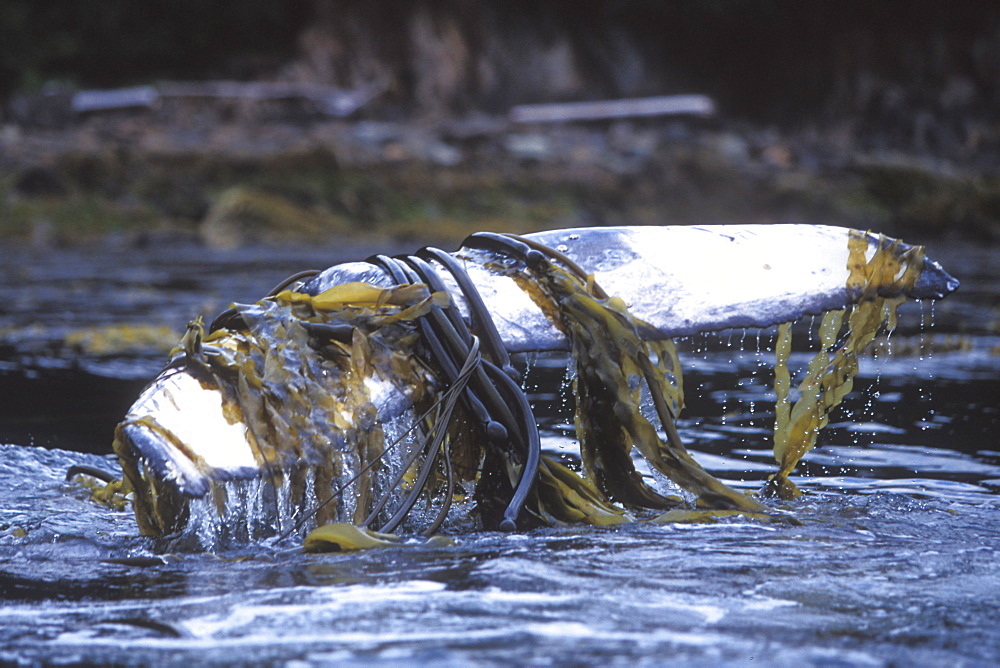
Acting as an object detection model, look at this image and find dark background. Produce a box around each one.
[3,1,999,246]
[3,1,998,134]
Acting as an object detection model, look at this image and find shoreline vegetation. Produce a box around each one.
[2,1,999,247]
[4,108,998,248]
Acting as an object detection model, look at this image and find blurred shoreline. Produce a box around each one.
[2,1,999,247]
[3,104,998,249]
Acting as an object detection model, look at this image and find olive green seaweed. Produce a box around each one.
[765,230,925,499]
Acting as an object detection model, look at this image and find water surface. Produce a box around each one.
[2,238,999,666]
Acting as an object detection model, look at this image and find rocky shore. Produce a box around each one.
[3,98,998,249]
[3,1,999,247]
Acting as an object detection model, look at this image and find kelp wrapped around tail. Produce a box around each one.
[115,283,456,538]
[487,235,767,518]
[111,226,951,545]
[114,238,768,541]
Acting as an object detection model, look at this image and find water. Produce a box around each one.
[2,238,1000,666]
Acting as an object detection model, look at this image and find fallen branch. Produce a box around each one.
[71,86,158,113]
[71,81,384,117]
[509,94,715,124]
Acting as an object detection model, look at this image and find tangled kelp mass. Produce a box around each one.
[512,240,766,517]
[115,282,451,539]
[109,225,954,550]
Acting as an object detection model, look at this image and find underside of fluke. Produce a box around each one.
[108,224,959,550]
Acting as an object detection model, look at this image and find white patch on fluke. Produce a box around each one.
[129,371,257,472]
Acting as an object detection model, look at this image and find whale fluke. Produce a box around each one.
[108,224,958,545]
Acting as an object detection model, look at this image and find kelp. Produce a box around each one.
[513,251,767,516]
[533,455,632,526]
[115,281,461,539]
[69,472,131,511]
[303,522,454,552]
[765,230,926,499]
[111,227,937,550]
[238,282,458,532]
[65,323,178,356]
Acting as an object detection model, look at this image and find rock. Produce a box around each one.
[761,144,794,170]
[427,141,462,167]
[705,133,751,167]
[503,133,551,162]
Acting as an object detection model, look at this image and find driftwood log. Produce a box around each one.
[71,81,384,118]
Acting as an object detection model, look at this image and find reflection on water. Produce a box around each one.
[1,238,999,665]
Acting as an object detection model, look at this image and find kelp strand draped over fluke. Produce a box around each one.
[765,230,930,499]
[108,225,958,550]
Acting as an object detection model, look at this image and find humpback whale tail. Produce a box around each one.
[107,225,958,549]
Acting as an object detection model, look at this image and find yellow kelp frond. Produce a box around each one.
[68,472,131,512]
[765,230,927,499]
[533,456,632,526]
[530,259,766,514]
[168,315,206,359]
[276,282,449,312]
[304,522,454,552]
[273,283,450,334]
[65,323,177,356]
